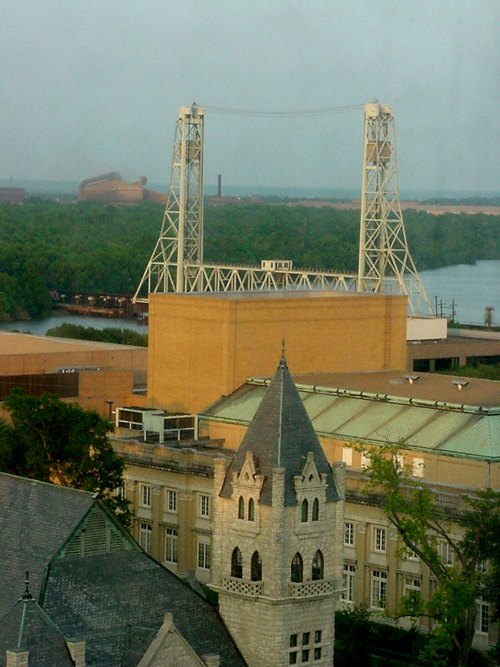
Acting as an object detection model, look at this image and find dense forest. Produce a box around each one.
[46,323,147,347]
[0,199,499,321]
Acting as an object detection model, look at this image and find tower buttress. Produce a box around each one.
[211,355,344,666]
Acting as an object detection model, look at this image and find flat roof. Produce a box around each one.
[290,370,500,408]
[0,331,143,355]
[152,290,404,301]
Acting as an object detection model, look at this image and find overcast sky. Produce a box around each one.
[1,0,499,195]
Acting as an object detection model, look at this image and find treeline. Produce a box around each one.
[46,323,148,347]
[0,200,499,320]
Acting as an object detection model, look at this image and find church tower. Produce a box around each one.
[211,352,344,667]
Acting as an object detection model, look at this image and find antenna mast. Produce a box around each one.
[134,104,204,301]
[357,102,432,316]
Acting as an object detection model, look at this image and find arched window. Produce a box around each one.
[231,547,243,578]
[251,551,262,581]
[312,498,319,521]
[301,499,308,522]
[312,550,324,581]
[291,553,303,583]
[238,496,244,519]
[248,498,255,521]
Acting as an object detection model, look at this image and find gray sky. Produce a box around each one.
[1,0,499,195]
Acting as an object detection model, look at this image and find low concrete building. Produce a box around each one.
[0,332,147,418]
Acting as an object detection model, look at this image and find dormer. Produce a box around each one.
[293,452,328,529]
[231,451,265,530]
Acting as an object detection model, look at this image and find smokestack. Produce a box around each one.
[217,174,222,197]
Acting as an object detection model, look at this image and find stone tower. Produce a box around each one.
[211,353,344,667]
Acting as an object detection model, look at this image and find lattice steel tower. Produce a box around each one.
[134,104,204,302]
[357,102,432,315]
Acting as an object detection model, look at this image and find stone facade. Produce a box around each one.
[208,357,345,667]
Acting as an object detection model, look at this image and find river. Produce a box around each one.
[0,260,498,334]
[419,260,499,325]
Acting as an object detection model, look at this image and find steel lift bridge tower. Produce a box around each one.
[134,102,432,317]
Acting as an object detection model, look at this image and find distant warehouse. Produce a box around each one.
[0,187,25,204]
[78,172,167,205]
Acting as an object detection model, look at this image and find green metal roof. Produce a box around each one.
[201,380,500,461]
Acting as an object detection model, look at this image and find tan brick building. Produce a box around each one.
[115,367,499,653]
[0,331,147,418]
[147,291,407,413]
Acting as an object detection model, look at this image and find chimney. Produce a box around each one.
[66,640,86,667]
[217,174,222,197]
[6,650,29,667]
[203,655,220,667]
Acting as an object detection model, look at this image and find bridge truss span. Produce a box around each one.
[134,101,434,317]
[182,262,357,294]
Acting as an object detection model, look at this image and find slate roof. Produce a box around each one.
[42,551,247,667]
[0,473,247,667]
[0,472,95,617]
[0,594,74,667]
[220,355,341,505]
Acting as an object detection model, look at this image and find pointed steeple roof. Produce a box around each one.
[0,579,75,667]
[220,353,341,506]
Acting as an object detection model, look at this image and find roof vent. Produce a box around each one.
[403,374,420,385]
[452,379,469,390]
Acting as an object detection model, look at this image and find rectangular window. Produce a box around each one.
[405,546,419,561]
[289,651,297,665]
[165,527,178,564]
[403,577,421,597]
[371,570,387,609]
[341,563,356,603]
[166,489,177,513]
[475,598,489,634]
[289,635,298,648]
[344,521,355,546]
[198,541,210,570]
[342,447,353,466]
[396,454,404,470]
[139,522,152,554]
[361,452,371,469]
[373,527,387,553]
[314,630,322,644]
[302,650,309,663]
[412,457,424,478]
[314,647,322,660]
[438,540,454,566]
[199,494,210,518]
[302,632,310,646]
[140,484,151,508]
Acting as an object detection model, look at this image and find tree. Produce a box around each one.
[363,444,500,667]
[0,389,131,526]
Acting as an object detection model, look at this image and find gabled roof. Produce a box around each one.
[0,473,247,667]
[42,551,247,667]
[0,594,74,667]
[0,472,95,617]
[220,355,341,506]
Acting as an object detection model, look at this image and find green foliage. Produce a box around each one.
[0,389,131,526]
[0,200,498,320]
[335,606,492,666]
[437,363,500,381]
[361,443,500,666]
[46,323,148,346]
